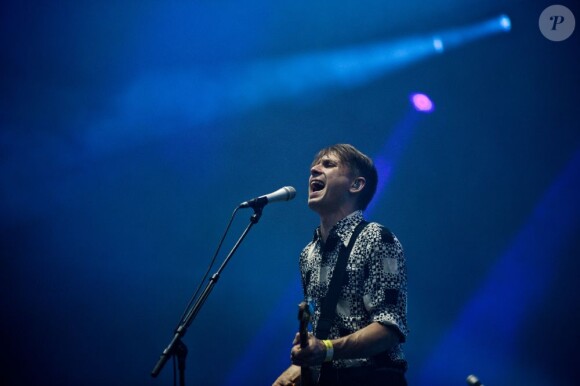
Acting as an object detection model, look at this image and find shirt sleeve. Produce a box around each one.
[361,224,409,341]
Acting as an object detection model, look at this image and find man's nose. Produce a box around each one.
[310,164,322,175]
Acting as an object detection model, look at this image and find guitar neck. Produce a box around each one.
[298,302,314,386]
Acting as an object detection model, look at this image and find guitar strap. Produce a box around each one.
[315,220,369,340]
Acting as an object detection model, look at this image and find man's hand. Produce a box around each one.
[290,332,327,367]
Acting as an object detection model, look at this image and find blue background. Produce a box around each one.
[1,1,579,385]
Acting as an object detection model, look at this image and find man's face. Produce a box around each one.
[308,152,354,214]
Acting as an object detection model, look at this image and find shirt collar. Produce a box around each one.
[312,210,365,247]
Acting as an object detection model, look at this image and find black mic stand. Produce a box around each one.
[151,207,263,385]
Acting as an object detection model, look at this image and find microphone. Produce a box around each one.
[239,186,296,209]
[466,374,484,386]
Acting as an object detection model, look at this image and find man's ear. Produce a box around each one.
[350,177,366,193]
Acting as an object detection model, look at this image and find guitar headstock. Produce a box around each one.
[298,301,311,324]
[298,301,312,347]
[297,301,314,385]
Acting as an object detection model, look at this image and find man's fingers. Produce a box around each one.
[292,332,300,345]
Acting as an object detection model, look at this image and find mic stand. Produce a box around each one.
[151,207,263,384]
[176,339,187,386]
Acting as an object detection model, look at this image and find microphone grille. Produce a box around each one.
[284,186,297,200]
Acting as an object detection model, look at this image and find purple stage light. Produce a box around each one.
[410,93,434,113]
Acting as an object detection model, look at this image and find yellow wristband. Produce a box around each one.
[322,340,334,362]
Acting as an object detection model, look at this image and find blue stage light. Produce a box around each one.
[432,37,444,53]
[413,147,580,386]
[499,14,511,31]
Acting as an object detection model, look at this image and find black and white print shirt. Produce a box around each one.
[299,210,408,369]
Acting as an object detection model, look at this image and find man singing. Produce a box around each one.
[273,144,408,386]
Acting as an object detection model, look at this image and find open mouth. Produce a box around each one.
[310,179,325,192]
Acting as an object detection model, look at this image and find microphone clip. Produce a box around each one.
[238,196,268,209]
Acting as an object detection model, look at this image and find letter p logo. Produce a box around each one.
[550,15,565,30]
[539,5,576,41]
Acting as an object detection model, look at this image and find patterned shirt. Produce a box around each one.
[299,211,408,369]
